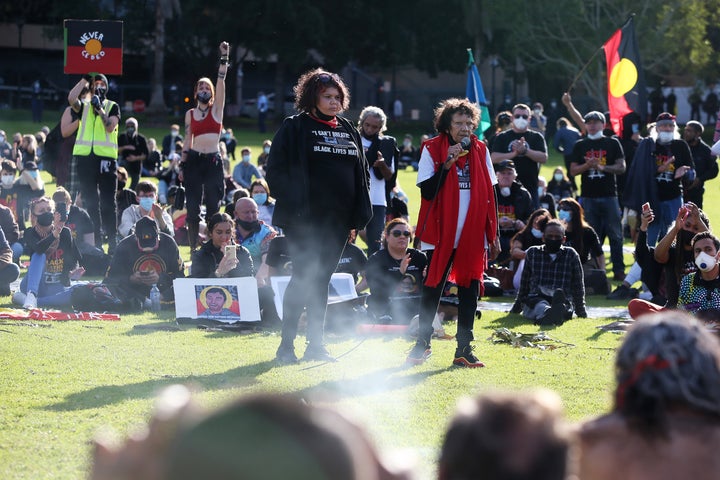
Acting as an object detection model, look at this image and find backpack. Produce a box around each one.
[71,283,123,312]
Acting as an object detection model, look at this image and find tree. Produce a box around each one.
[146,0,182,114]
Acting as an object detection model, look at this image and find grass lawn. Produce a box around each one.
[1,108,719,479]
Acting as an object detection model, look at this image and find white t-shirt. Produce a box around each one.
[416,144,497,249]
[362,136,396,207]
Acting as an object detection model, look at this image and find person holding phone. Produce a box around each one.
[190,212,253,279]
[14,197,85,309]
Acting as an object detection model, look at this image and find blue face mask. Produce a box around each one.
[139,196,155,211]
[252,193,268,205]
[531,228,543,239]
[27,170,38,179]
[558,210,572,222]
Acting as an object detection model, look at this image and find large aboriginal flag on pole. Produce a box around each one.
[603,17,646,137]
[64,20,123,75]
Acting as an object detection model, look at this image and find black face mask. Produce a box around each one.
[680,229,696,246]
[544,238,562,253]
[36,212,53,227]
[126,127,135,136]
[95,87,107,101]
[237,219,259,231]
[117,179,126,190]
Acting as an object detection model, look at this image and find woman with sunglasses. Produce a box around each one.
[14,197,85,309]
[179,41,229,251]
[365,219,426,324]
[410,98,500,368]
[266,69,372,363]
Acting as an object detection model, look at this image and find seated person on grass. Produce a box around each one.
[0,159,44,234]
[14,196,85,309]
[118,181,174,239]
[0,224,20,297]
[510,208,552,290]
[104,217,184,311]
[510,219,587,325]
[365,218,426,324]
[233,197,277,287]
[335,229,368,294]
[676,231,720,322]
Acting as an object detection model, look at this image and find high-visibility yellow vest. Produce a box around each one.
[72,99,118,158]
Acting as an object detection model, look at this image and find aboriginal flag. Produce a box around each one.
[603,17,646,137]
[64,20,123,75]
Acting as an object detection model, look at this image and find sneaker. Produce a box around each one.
[23,291,37,310]
[406,342,432,365]
[12,291,26,306]
[453,345,485,368]
[606,284,638,300]
[548,289,568,325]
[302,344,337,362]
[275,344,298,364]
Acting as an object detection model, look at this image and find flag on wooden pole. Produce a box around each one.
[466,49,492,138]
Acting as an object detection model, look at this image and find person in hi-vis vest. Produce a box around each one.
[68,73,120,254]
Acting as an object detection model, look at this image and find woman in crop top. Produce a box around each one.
[180,41,229,250]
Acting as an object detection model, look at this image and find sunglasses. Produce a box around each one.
[316,73,336,84]
[514,114,529,119]
[390,230,411,238]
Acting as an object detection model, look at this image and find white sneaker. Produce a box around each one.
[23,292,37,309]
[12,291,26,306]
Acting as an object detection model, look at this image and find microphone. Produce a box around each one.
[445,137,472,163]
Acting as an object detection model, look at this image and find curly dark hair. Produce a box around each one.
[433,98,480,134]
[293,69,350,114]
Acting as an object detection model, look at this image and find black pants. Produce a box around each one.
[77,153,117,248]
[418,250,479,348]
[183,151,225,224]
[280,220,348,348]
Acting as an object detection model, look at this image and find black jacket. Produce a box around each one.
[266,113,372,230]
[190,241,254,278]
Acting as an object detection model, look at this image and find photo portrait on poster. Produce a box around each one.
[196,285,241,320]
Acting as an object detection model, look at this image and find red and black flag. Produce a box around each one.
[603,17,646,137]
[64,20,123,75]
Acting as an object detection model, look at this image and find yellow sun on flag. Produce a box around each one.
[84,39,103,56]
[608,58,638,98]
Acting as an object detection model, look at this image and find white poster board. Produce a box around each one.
[270,273,357,319]
[173,277,261,323]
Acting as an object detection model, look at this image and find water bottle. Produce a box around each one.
[150,284,161,312]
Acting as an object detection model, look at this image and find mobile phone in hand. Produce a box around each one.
[642,202,650,213]
[225,244,236,258]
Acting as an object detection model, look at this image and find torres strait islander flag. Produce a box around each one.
[64,20,123,75]
[603,17,646,137]
[466,49,492,138]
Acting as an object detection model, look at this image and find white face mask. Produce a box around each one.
[657,131,674,144]
[500,186,511,197]
[263,146,270,154]
[587,131,603,140]
[513,118,528,130]
[695,251,717,272]
[1,175,14,187]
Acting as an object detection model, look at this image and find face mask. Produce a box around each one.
[27,170,38,179]
[1,175,14,187]
[500,186,511,197]
[544,238,562,253]
[263,146,270,154]
[171,129,179,137]
[36,211,53,227]
[126,127,135,136]
[242,154,251,163]
[95,87,107,100]
[403,140,412,148]
[554,173,564,182]
[513,118,528,130]
[695,251,717,272]
[237,219,259,231]
[139,197,155,211]
[537,186,544,198]
[587,131,603,140]
[558,210,572,222]
[252,193,267,205]
[197,91,212,103]
[657,131,674,144]
[531,228,543,239]
[117,179,126,190]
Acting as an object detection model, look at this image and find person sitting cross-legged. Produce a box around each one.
[118,180,173,239]
[510,219,587,325]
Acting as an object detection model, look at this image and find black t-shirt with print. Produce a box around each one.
[335,241,368,283]
[490,129,547,193]
[653,140,694,201]
[570,137,624,198]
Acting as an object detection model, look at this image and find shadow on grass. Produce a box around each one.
[289,365,448,403]
[42,360,277,412]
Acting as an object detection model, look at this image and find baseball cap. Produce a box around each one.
[495,159,516,172]
[93,73,109,87]
[584,111,606,124]
[656,112,676,125]
[135,217,159,249]
[167,185,179,198]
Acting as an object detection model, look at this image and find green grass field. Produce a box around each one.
[0,108,718,479]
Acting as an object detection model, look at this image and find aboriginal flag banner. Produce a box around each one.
[603,17,646,137]
[64,20,123,75]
